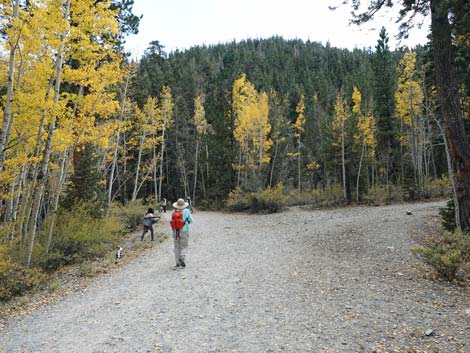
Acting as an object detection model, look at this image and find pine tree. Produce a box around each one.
[373,27,397,185]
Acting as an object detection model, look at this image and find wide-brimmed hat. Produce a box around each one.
[173,198,189,210]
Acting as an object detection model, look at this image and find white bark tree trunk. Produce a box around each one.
[0,0,20,172]
[26,0,71,268]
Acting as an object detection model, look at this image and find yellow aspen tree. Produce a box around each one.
[2,0,71,236]
[106,65,136,218]
[26,0,72,268]
[158,85,174,201]
[292,94,305,193]
[146,98,163,202]
[232,73,271,188]
[0,0,124,266]
[130,98,161,202]
[0,0,21,172]
[352,86,376,203]
[193,95,207,204]
[13,0,65,253]
[332,94,348,199]
[395,51,426,191]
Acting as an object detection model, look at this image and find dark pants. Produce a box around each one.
[141,225,154,241]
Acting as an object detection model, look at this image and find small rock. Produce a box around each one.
[465,308,470,315]
[406,211,413,215]
[425,329,435,336]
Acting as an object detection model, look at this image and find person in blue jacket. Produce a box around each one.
[171,198,193,269]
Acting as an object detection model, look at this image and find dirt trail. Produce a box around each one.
[1,201,469,353]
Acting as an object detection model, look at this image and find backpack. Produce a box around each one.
[170,210,186,231]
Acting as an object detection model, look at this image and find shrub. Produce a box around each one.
[117,202,145,232]
[0,245,46,301]
[40,203,124,272]
[367,184,404,205]
[249,184,288,213]
[425,177,450,198]
[226,184,287,213]
[413,230,470,281]
[286,186,345,207]
[226,187,250,212]
[439,198,456,232]
[413,244,461,281]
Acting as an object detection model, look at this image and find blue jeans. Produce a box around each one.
[141,225,154,241]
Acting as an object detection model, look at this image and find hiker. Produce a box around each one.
[141,207,156,241]
[186,196,193,213]
[170,198,193,269]
[161,198,167,213]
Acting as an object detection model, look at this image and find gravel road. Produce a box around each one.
[1,201,469,353]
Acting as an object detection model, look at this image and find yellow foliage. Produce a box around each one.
[352,86,362,114]
[292,94,305,138]
[0,0,125,204]
[159,85,175,131]
[332,94,348,146]
[193,95,207,135]
[232,74,272,172]
[306,161,320,171]
[356,114,376,157]
[395,51,424,126]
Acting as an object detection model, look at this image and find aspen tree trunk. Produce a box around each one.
[177,144,189,199]
[107,139,119,217]
[356,142,366,204]
[269,139,279,188]
[400,118,404,183]
[319,117,328,188]
[279,143,291,186]
[158,129,166,202]
[436,118,461,231]
[200,165,206,199]
[237,148,242,189]
[153,146,158,201]
[0,0,20,172]
[341,118,347,199]
[205,143,210,185]
[193,139,199,204]
[297,142,301,194]
[12,164,27,222]
[131,131,145,202]
[107,76,129,213]
[122,133,128,204]
[135,169,152,198]
[26,0,70,268]
[17,177,31,252]
[5,179,16,222]
[46,148,68,253]
[258,128,264,175]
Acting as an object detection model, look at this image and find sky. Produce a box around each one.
[124,0,430,58]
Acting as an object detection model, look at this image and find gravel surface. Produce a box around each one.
[1,201,469,353]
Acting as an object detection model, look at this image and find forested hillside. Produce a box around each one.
[131,34,451,204]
